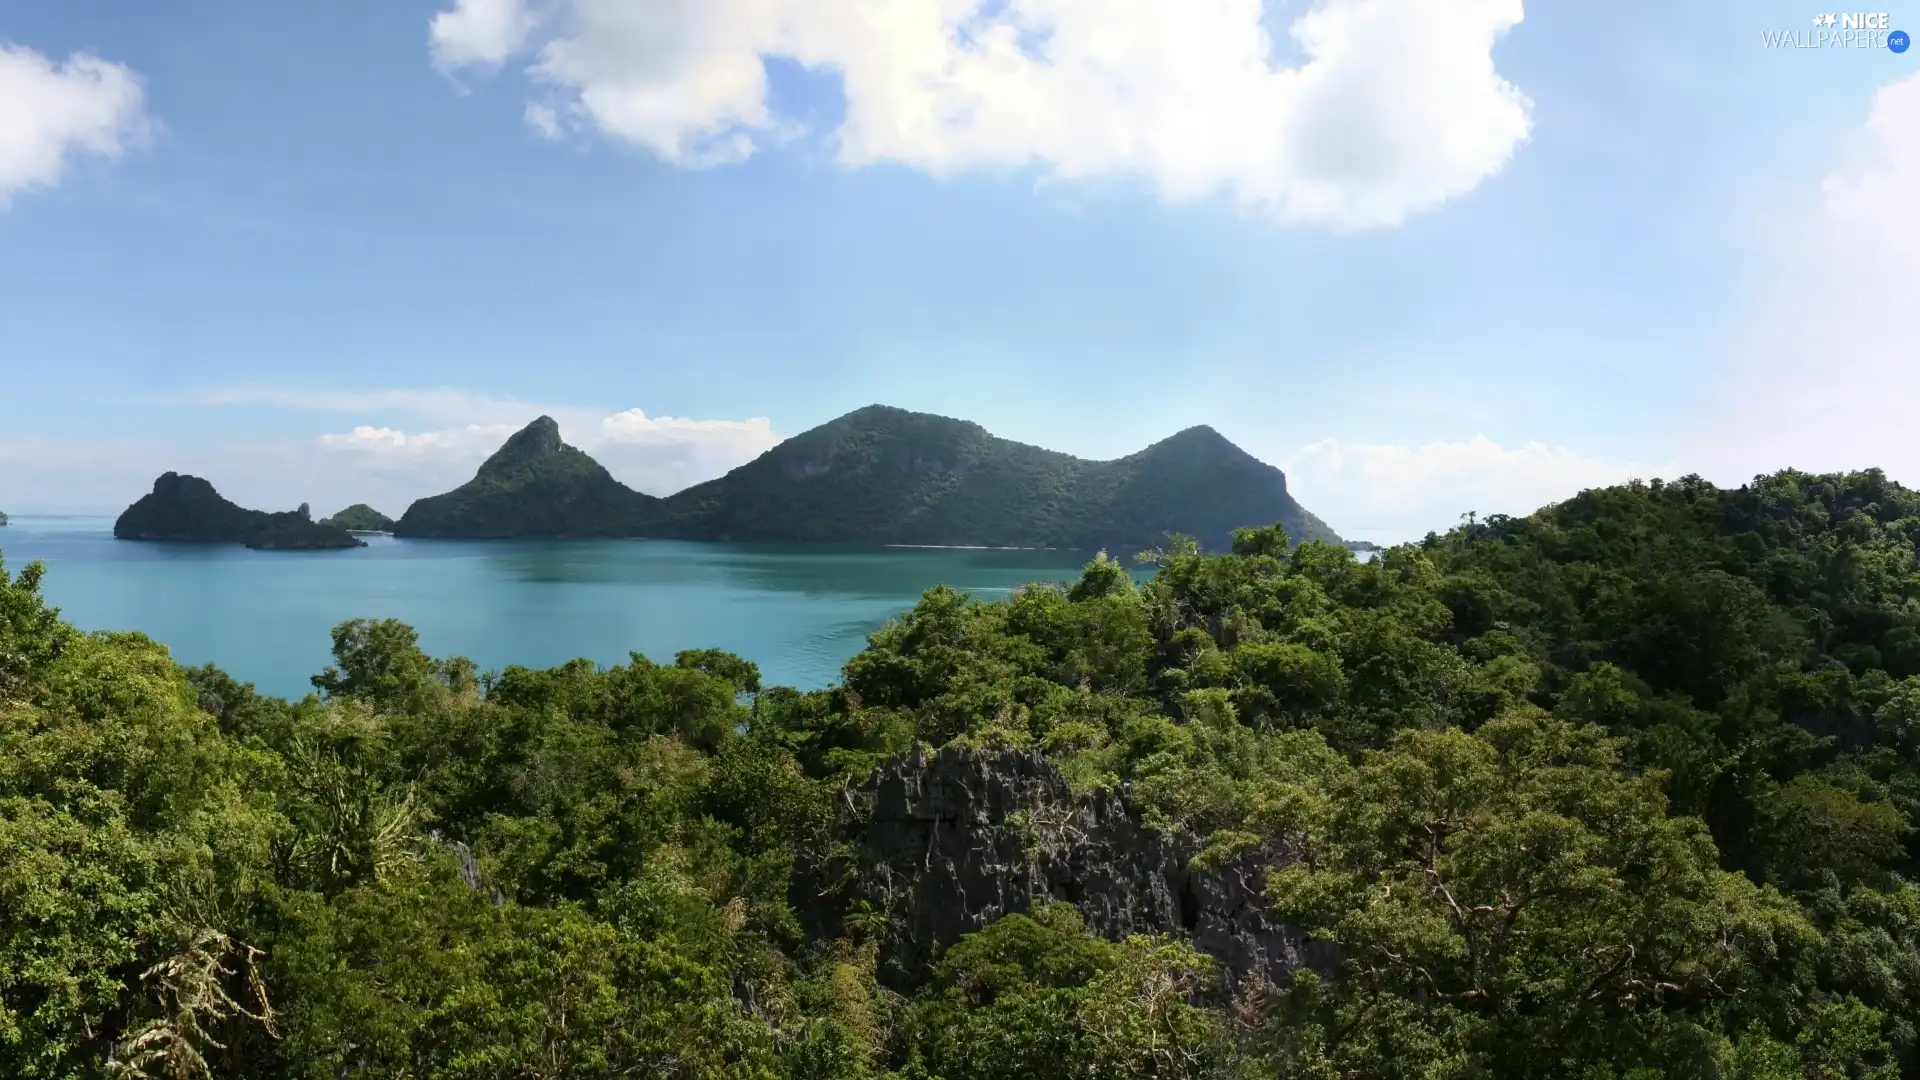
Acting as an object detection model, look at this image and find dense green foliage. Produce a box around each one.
[13,466,1920,1078]
[394,406,1341,550]
[113,474,364,550]
[316,504,395,532]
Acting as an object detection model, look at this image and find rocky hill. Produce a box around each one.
[398,406,1341,550]
[318,503,396,532]
[114,474,364,550]
[392,416,658,538]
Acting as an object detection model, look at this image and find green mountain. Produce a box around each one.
[393,416,657,539]
[399,406,1341,550]
[114,474,365,550]
[0,510,8,526]
[319,503,397,532]
[649,406,1339,550]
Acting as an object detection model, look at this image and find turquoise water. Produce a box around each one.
[0,517,1100,700]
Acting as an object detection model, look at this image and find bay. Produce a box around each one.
[0,516,1101,700]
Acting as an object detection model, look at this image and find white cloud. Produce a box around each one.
[525,102,562,138]
[1688,73,1920,487]
[0,42,148,208]
[0,387,785,518]
[317,423,521,457]
[429,0,545,72]
[1284,435,1666,545]
[427,0,1532,228]
[314,406,782,497]
[170,384,534,423]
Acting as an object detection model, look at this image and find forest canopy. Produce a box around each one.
[5,467,1920,1078]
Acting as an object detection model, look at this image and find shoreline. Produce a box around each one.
[884,543,1061,551]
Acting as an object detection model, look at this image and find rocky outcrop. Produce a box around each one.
[392,416,658,539]
[791,745,1335,995]
[114,473,364,550]
[319,504,398,532]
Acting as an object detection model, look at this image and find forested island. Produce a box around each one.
[394,405,1342,551]
[8,467,1920,1078]
[113,473,364,550]
[317,503,396,532]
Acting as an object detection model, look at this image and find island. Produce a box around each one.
[394,405,1342,552]
[0,509,8,526]
[393,416,655,539]
[318,503,396,532]
[114,473,366,550]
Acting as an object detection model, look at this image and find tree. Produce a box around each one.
[1262,712,1822,1078]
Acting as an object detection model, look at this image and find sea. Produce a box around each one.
[0,516,1103,701]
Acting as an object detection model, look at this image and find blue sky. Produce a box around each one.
[1,0,1915,542]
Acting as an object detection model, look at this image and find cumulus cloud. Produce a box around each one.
[315,406,782,497]
[0,42,149,208]
[427,0,1533,227]
[1688,73,1920,486]
[317,423,521,457]
[1284,435,1666,545]
[429,0,544,72]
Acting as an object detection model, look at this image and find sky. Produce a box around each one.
[0,0,1915,544]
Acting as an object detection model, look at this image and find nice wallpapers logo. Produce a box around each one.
[1764,12,1910,49]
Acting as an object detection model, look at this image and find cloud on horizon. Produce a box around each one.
[0,393,782,519]
[1283,435,1666,546]
[427,0,1533,229]
[8,383,1664,548]
[1688,73,1920,488]
[0,41,148,209]
[315,407,782,498]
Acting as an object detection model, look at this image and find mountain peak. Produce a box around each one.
[1140,424,1251,459]
[394,416,658,539]
[151,472,221,499]
[483,416,566,470]
[1169,424,1226,442]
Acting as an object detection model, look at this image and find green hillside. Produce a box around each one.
[318,503,396,532]
[9,467,1920,1078]
[392,416,657,538]
[401,405,1341,550]
[113,473,364,550]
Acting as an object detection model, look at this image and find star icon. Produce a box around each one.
[1813,12,1836,25]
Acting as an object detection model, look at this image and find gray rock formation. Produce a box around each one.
[790,744,1335,995]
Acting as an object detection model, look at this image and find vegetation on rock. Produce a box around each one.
[393,416,657,539]
[395,406,1341,550]
[12,465,1920,1078]
[113,473,364,550]
[317,504,396,532]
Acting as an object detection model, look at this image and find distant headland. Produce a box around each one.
[114,474,365,550]
[318,503,396,533]
[393,404,1342,552]
[108,406,1346,554]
